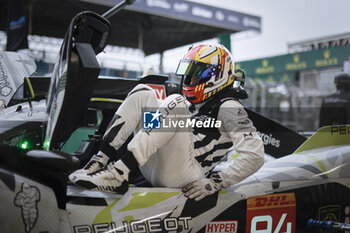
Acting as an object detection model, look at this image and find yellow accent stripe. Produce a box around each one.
[93,198,122,224]
[230,152,241,159]
[195,85,198,92]
[90,97,124,103]
[296,153,328,177]
[119,192,179,212]
[25,77,35,98]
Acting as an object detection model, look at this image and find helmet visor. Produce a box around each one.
[175,59,219,79]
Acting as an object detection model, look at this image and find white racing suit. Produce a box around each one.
[98,84,264,188]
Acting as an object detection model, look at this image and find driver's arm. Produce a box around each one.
[215,100,264,188]
[182,100,264,201]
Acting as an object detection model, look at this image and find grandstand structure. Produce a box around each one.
[237,32,350,131]
[288,32,350,53]
[1,0,261,77]
[0,30,146,77]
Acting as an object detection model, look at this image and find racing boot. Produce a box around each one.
[74,160,130,194]
[69,153,109,183]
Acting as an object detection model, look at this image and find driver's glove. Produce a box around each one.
[182,174,223,201]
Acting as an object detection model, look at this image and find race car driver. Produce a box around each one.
[69,44,265,201]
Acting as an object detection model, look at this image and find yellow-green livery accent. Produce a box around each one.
[90,97,124,103]
[294,125,350,153]
[230,152,240,159]
[219,190,228,194]
[124,215,135,225]
[119,192,179,212]
[93,198,121,224]
[297,153,328,177]
[25,77,35,98]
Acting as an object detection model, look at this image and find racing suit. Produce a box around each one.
[319,90,350,127]
[98,84,264,189]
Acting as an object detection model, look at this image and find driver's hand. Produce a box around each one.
[182,178,221,201]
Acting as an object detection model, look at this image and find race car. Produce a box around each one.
[1,2,350,232]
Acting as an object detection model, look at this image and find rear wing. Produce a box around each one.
[294,125,350,153]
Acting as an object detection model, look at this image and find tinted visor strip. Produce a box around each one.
[175,60,215,78]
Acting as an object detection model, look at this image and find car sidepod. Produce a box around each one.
[66,186,246,233]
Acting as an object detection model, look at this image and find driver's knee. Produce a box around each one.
[160,94,189,117]
[162,94,188,108]
[127,84,154,98]
[122,84,159,110]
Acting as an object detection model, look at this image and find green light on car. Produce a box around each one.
[20,141,29,149]
[43,140,50,150]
